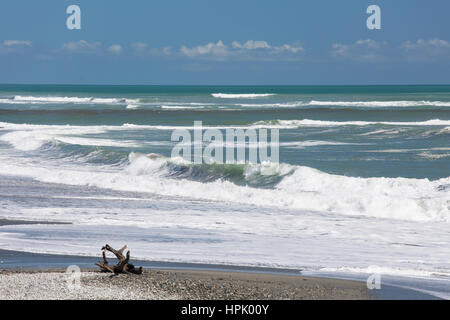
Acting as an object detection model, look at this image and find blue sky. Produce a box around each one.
[1,0,450,85]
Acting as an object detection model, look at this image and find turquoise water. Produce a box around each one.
[0,85,449,294]
[0,84,449,179]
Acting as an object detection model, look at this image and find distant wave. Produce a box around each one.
[308,100,450,107]
[126,104,140,109]
[2,96,449,110]
[237,100,450,108]
[0,131,143,151]
[2,120,450,138]
[418,152,450,160]
[238,102,308,108]
[212,93,276,99]
[161,105,205,110]
[0,122,356,152]
[281,141,361,148]
[253,119,450,128]
[0,95,139,105]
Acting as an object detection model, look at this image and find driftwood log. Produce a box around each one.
[95,244,143,275]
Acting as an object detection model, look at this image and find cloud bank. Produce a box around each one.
[179,40,304,61]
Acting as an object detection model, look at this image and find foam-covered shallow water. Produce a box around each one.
[0,85,449,298]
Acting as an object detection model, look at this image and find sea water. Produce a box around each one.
[0,84,449,297]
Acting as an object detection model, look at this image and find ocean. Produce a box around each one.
[0,84,449,296]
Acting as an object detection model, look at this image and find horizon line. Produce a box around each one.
[1,83,450,87]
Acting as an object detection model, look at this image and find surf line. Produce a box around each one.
[171,121,279,164]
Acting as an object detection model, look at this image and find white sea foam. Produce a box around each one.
[0,122,448,224]
[238,102,308,108]
[1,119,450,143]
[0,130,143,150]
[0,151,447,222]
[253,119,450,128]
[281,141,360,148]
[0,152,449,288]
[359,129,405,136]
[0,123,148,150]
[0,122,110,133]
[221,100,450,109]
[0,121,213,133]
[56,137,142,148]
[0,122,354,152]
[0,121,280,132]
[161,105,205,110]
[438,127,450,134]
[202,140,354,149]
[2,96,449,109]
[418,152,450,160]
[0,131,53,151]
[319,266,446,278]
[308,100,450,107]
[126,104,139,109]
[236,100,450,108]
[212,93,276,99]
[0,95,140,105]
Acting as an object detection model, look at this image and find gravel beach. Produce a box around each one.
[0,269,371,300]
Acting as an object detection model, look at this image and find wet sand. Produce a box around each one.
[0,219,70,226]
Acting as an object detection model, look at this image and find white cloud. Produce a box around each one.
[61,41,125,56]
[107,44,122,54]
[3,40,32,47]
[274,44,304,54]
[231,40,303,54]
[401,38,450,61]
[132,42,148,51]
[62,40,102,53]
[331,43,349,57]
[161,47,172,56]
[232,40,271,50]
[147,46,173,56]
[0,40,33,54]
[402,38,450,51]
[332,38,450,63]
[181,41,228,59]
[131,42,173,57]
[180,40,304,61]
[356,39,382,49]
[332,39,386,61]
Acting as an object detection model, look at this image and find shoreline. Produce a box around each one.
[0,248,441,300]
[0,219,445,300]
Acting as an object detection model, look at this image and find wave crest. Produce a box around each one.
[120,153,450,222]
[212,93,276,99]
[253,119,450,128]
[2,95,140,105]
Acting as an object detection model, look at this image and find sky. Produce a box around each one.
[0,0,450,85]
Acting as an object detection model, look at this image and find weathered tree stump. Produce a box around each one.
[95,244,143,275]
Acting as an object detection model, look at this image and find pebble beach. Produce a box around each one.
[0,269,371,300]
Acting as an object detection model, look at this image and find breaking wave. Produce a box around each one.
[308,100,450,108]
[0,120,448,222]
[0,145,448,222]
[0,95,139,105]
[212,93,276,99]
[253,119,450,128]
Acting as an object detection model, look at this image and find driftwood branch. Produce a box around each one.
[96,244,143,275]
